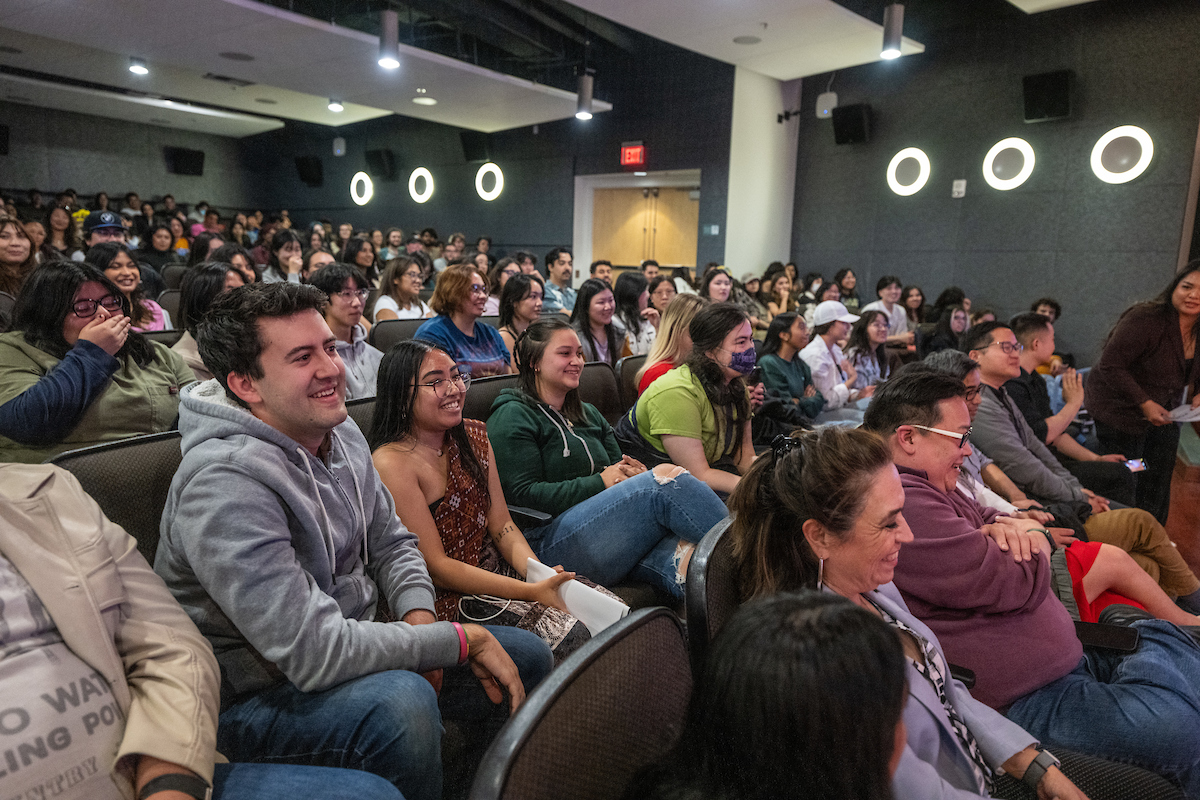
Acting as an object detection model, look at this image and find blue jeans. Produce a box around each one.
[1006,620,1200,794]
[525,471,727,599]
[213,762,402,799]
[215,626,552,800]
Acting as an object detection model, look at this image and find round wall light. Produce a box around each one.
[982,137,1035,191]
[408,167,434,204]
[886,147,930,196]
[475,162,504,201]
[1091,125,1154,184]
[350,171,374,206]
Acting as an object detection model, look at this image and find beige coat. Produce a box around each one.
[0,464,219,798]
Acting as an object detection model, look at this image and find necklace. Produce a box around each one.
[408,436,444,458]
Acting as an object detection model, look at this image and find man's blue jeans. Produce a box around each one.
[524,470,727,599]
[1006,620,1200,794]
[215,626,552,800]
[213,763,401,799]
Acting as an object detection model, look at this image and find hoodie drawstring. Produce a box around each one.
[298,446,338,575]
[333,433,370,568]
[537,404,596,475]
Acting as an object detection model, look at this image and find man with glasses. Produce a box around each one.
[155,282,552,800]
[308,263,384,399]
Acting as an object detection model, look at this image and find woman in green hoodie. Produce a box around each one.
[487,319,728,599]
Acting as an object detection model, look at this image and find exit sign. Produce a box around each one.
[620,142,645,167]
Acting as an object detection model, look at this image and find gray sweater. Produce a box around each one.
[155,379,458,701]
[971,383,1085,503]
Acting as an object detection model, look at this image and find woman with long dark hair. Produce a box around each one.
[0,216,38,298]
[260,228,304,283]
[44,206,82,259]
[341,236,381,286]
[186,231,226,268]
[834,268,860,312]
[87,242,171,331]
[374,256,433,321]
[1089,264,1200,523]
[622,303,757,494]
[902,285,926,331]
[844,309,892,390]
[613,271,659,357]
[136,222,183,272]
[483,257,521,316]
[0,260,193,462]
[487,318,727,599]
[629,592,907,800]
[497,273,543,363]
[570,277,621,367]
[918,304,967,359]
[172,262,245,380]
[758,311,824,423]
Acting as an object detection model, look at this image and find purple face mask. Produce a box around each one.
[727,345,757,375]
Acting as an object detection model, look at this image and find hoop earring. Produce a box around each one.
[816,558,825,592]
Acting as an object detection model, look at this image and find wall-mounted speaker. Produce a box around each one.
[164,146,205,176]
[295,156,323,187]
[831,104,871,145]
[365,149,396,180]
[460,130,490,163]
[1023,70,1071,123]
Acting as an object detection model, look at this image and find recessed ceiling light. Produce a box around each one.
[634,171,647,176]
[412,97,437,106]
[254,98,278,105]
[129,57,149,75]
[328,99,344,112]
[0,46,23,55]
[219,51,255,62]
[416,87,428,94]
[733,36,761,45]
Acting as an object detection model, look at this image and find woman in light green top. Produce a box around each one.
[0,260,194,463]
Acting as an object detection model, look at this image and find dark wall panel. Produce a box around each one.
[791,0,1200,363]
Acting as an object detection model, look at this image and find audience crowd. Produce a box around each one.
[2,186,1200,800]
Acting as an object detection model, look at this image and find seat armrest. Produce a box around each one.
[508,504,551,529]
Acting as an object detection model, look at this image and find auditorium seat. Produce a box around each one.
[162,264,188,290]
[616,354,646,410]
[157,289,182,323]
[370,318,424,353]
[470,607,690,800]
[142,329,183,347]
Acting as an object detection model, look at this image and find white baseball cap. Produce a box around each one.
[812,301,860,327]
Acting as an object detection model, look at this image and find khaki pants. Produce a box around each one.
[1084,507,1200,597]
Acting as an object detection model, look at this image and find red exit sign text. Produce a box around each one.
[621,143,645,167]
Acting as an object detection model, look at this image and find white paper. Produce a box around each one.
[526,558,629,635]
[1170,405,1200,423]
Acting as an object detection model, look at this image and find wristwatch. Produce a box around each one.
[139,774,212,800]
[1022,747,1061,791]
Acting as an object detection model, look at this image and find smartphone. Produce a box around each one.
[747,366,763,387]
[1125,458,1147,472]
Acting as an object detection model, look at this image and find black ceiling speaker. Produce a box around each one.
[832,103,871,145]
[164,146,205,176]
[460,130,490,163]
[295,156,323,187]
[1023,70,1072,123]
[365,148,396,180]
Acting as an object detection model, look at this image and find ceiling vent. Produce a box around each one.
[202,73,255,88]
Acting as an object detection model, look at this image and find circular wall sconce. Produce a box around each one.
[350,172,374,206]
[1091,126,1154,184]
[408,167,434,204]
[475,163,504,201]
[982,137,1035,191]
[886,147,930,196]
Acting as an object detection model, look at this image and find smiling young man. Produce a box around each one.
[308,262,383,399]
[862,365,1200,792]
[861,274,914,346]
[541,247,576,313]
[154,282,552,800]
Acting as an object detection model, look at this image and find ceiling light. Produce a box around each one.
[886,147,930,196]
[351,172,374,206]
[576,73,594,121]
[129,57,149,75]
[412,97,437,106]
[379,9,400,69]
[328,99,344,112]
[982,137,1035,190]
[475,163,504,201]
[409,168,434,203]
[881,4,904,60]
[1091,125,1154,184]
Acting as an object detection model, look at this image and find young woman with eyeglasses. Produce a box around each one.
[484,257,522,316]
[308,263,384,399]
[414,263,512,377]
[0,260,194,462]
[374,256,433,321]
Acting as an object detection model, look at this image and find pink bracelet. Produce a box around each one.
[453,622,469,665]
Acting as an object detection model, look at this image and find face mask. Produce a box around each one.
[727,345,757,375]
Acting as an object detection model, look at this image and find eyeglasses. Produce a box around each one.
[72,295,123,318]
[335,288,370,302]
[501,268,520,278]
[417,373,471,397]
[964,386,983,402]
[403,270,423,280]
[469,284,488,297]
[905,424,972,449]
[981,341,1023,355]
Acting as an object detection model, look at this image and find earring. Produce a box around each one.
[816,558,825,592]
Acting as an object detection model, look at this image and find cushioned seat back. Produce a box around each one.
[141,329,183,346]
[470,608,691,800]
[684,516,738,674]
[370,318,425,353]
[162,264,188,290]
[156,289,181,322]
[578,362,624,425]
[49,432,184,563]
[345,397,376,435]
[463,372,520,423]
[615,354,646,410]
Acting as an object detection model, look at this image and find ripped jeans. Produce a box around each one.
[523,470,728,599]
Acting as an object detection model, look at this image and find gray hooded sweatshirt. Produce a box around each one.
[155,379,459,701]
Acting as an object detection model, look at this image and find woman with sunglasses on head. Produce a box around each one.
[370,340,615,661]
[0,260,194,462]
[415,263,511,377]
[374,256,433,321]
[487,319,727,600]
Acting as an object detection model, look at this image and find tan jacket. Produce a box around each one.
[0,464,219,798]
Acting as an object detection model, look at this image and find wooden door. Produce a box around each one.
[651,188,699,268]
[592,188,651,267]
